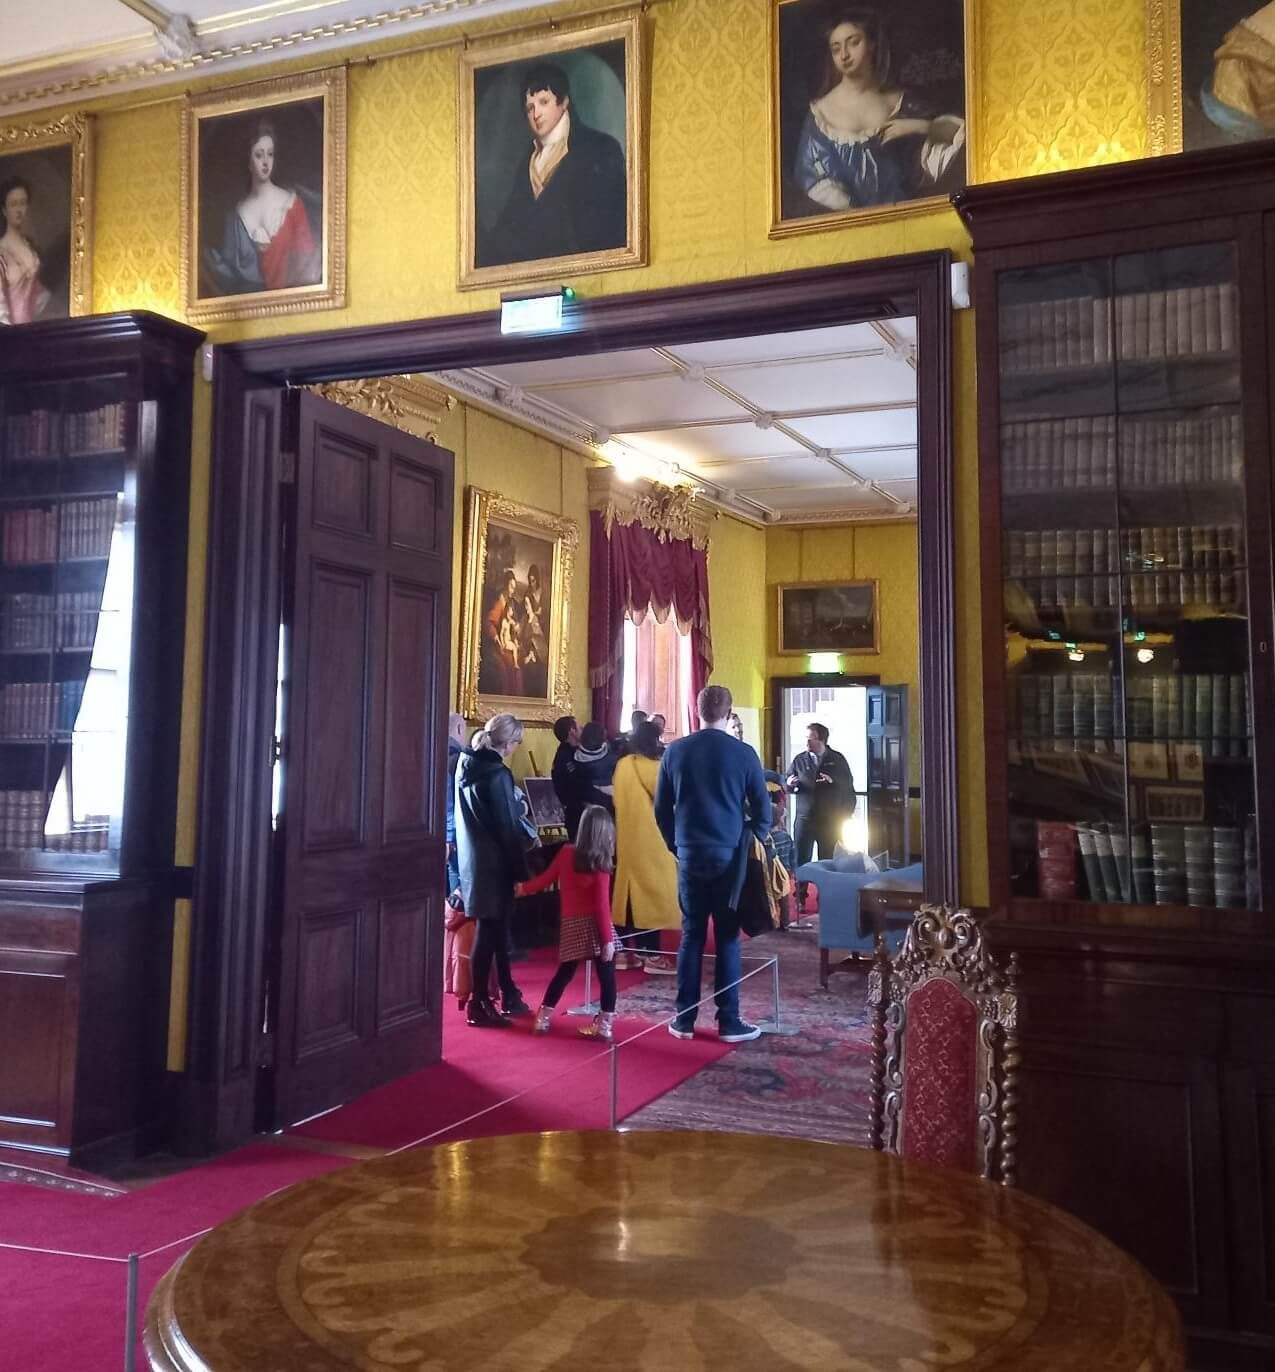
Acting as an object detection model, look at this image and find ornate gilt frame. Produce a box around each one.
[459,486,578,724]
[1146,0,1183,155]
[181,67,346,325]
[776,578,880,656]
[458,13,647,291]
[868,905,1020,1184]
[0,111,93,318]
[767,0,979,238]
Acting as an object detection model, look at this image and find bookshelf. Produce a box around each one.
[0,313,202,1164]
[992,243,1259,915]
[957,145,1275,1363]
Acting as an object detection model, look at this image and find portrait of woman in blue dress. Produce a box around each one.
[778,3,966,223]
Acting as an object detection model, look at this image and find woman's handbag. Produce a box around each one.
[735,837,787,937]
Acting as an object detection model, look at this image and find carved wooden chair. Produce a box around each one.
[867,903,1020,1184]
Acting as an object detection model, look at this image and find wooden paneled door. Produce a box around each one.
[866,685,909,867]
[265,391,454,1130]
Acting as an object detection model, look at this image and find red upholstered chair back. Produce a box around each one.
[868,904,1019,1184]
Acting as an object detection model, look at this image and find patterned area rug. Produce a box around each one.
[619,927,874,1145]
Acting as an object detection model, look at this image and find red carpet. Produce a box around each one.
[290,948,731,1150]
[1,948,729,1370]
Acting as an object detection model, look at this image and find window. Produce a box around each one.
[621,611,693,739]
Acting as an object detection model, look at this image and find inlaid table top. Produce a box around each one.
[145,1130,1183,1372]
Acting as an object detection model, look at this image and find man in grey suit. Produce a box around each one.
[655,684,772,1042]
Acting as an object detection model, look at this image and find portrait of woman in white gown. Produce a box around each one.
[774,1,967,227]
[1177,1,1275,149]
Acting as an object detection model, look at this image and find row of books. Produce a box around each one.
[0,681,86,736]
[1,498,116,565]
[1005,525,1244,577]
[4,403,126,461]
[0,790,48,849]
[1016,672,1250,759]
[1001,413,1243,492]
[1037,819,1251,909]
[1001,283,1238,374]
[45,823,109,854]
[1,593,101,650]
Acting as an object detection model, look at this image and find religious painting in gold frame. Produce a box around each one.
[768,0,975,238]
[459,487,578,724]
[1147,1,1275,154]
[0,112,92,325]
[458,14,647,291]
[777,579,880,656]
[181,67,346,324]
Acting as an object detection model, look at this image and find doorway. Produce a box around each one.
[185,255,959,1150]
[776,680,872,853]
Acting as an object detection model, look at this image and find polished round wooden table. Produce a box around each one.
[145,1130,1183,1371]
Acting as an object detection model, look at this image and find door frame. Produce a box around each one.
[768,672,881,770]
[183,252,960,1151]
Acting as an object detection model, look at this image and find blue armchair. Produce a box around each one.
[798,857,919,988]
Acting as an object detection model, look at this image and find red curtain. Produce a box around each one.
[588,509,712,734]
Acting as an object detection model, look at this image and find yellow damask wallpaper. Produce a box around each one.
[37,0,1156,929]
[766,523,920,777]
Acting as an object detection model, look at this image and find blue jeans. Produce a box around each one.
[675,861,744,1027]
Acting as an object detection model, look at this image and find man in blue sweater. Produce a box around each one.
[655,684,772,1042]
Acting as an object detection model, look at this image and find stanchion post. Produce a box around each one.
[124,1251,140,1372]
[771,955,781,1033]
[567,958,600,1017]
[609,1044,619,1131]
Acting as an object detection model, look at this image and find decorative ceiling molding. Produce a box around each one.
[312,374,455,441]
[0,0,545,115]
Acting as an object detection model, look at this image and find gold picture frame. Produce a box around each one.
[181,67,346,324]
[768,0,976,238]
[1147,1,1275,155]
[459,487,578,724]
[0,111,93,322]
[776,579,880,656]
[458,14,647,291]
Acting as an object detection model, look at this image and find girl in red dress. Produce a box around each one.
[516,805,619,1040]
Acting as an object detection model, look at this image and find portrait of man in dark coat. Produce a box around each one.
[479,60,627,269]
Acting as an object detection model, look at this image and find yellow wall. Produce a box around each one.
[765,522,920,768]
[707,515,768,714]
[42,0,1155,913]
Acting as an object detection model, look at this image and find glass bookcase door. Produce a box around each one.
[997,242,1260,911]
[0,376,131,868]
[1113,244,1254,911]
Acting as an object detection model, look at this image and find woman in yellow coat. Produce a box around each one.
[611,719,681,972]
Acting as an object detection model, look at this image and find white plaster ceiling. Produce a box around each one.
[0,0,549,114]
[435,320,919,526]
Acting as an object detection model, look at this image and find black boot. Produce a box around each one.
[501,990,533,1017]
[466,995,509,1028]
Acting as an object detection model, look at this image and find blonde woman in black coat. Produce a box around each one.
[454,713,533,1027]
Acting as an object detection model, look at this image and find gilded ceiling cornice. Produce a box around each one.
[311,375,455,441]
[0,0,523,112]
[587,467,715,551]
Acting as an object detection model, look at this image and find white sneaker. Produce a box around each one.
[642,955,677,975]
[667,1021,695,1040]
[718,1021,763,1043]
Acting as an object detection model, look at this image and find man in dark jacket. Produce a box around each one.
[786,723,856,908]
[655,684,771,1043]
[480,63,627,268]
[550,714,579,811]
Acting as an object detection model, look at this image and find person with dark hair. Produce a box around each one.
[655,684,772,1042]
[483,60,628,267]
[454,713,534,1026]
[516,805,620,1040]
[203,119,321,296]
[550,714,580,810]
[786,722,856,908]
[0,177,50,326]
[612,718,679,974]
[563,720,616,839]
[793,6,964,215]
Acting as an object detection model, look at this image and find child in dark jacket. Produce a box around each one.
[515,805,619,1040]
